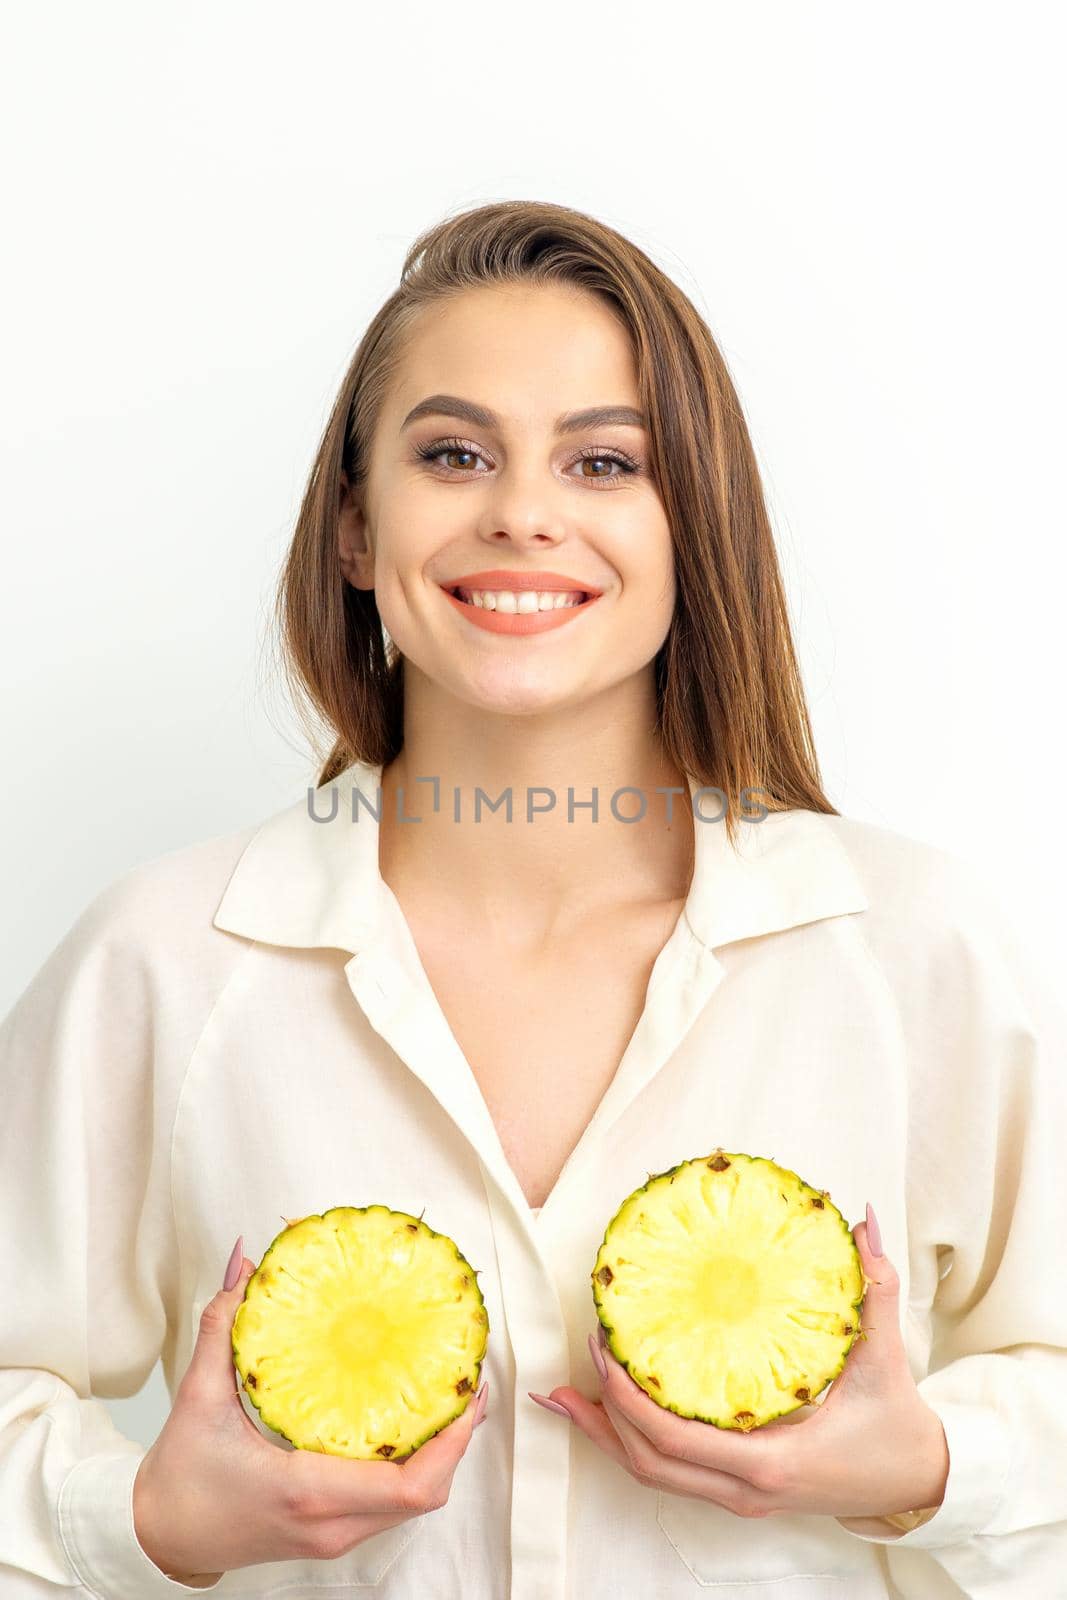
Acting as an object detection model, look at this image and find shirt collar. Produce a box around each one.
[211,758,869,955]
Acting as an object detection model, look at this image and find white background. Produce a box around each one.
[3,3,1064,1446]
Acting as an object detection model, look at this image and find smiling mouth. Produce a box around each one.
[444,585,594,610]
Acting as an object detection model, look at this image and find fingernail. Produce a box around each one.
[223,1235,244,1290]
[529,1391,571,1418]
[474,1381,490,1426]
[865,1202,884,1258]
[588,1332,608,1382]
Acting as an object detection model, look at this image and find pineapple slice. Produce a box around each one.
[592,1149,867,1432]
[232,1206,488,1460]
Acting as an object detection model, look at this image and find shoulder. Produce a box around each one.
[814,811,1049,1029]
[815,810,1001,939]
[58,820,264,978]
[2,821,268,1079]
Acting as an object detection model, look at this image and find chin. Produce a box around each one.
[451,668,587,718]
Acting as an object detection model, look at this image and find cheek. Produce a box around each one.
[616,501,673,569]
[366,508,439,603]
[637,541,678,655]
[624,520,676,619]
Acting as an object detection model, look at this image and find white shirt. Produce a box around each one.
[2,758,1065,1599]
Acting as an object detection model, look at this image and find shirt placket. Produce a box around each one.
[344,906,728,1600]
[480,1171,572,1600]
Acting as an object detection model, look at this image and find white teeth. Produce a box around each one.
[455,587,586,611]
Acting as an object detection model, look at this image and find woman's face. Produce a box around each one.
[339,281,676,718]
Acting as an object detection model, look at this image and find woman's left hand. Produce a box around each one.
[533,1214,950,1522]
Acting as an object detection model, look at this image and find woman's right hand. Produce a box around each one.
[132,1239,488,1588]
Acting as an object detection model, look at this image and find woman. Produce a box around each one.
[1,200,1063,1598]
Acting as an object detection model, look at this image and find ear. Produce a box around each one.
[338,470,375,591]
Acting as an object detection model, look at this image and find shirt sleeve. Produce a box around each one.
[0,882,224,1597]
[835,863,1067,1592]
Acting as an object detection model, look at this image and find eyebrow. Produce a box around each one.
[400,393,648,436]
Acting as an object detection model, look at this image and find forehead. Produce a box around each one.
[387,283,640,421]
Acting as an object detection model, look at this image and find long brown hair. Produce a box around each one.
[274,198,837,842]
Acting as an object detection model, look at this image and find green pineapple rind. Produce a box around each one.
[591,1150,866,1431]
[232,1204,489,1458]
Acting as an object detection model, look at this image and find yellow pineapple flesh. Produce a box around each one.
[592,1150,867,1431]
[232,1206,488,1460]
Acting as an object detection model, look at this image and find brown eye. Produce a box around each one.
[573,446,640,484]
[414,437,488,474]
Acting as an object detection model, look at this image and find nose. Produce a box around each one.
[485,522,563,551]
[475,458,569,549]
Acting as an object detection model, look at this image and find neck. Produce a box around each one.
[375,677,696,948]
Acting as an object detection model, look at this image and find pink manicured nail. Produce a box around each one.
[223,1236,244,1290]
[473,1382,490,1426]
[529,1392,571,1418]
[866,1202,884,1258]
[588,1332,608,1382]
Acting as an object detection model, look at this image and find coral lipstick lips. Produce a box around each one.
[439,569,605,635]
[445,569,605,593]
[441,583,602,634]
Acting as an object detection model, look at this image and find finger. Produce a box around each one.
[182,1250,258,1412]
[553,1383,781,1514]
[823,1217,909,1409]
[599,1390,779,1514]
[542,1387,634,1477]
[594,1338,779,1484]
[297,1383,487,1518]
